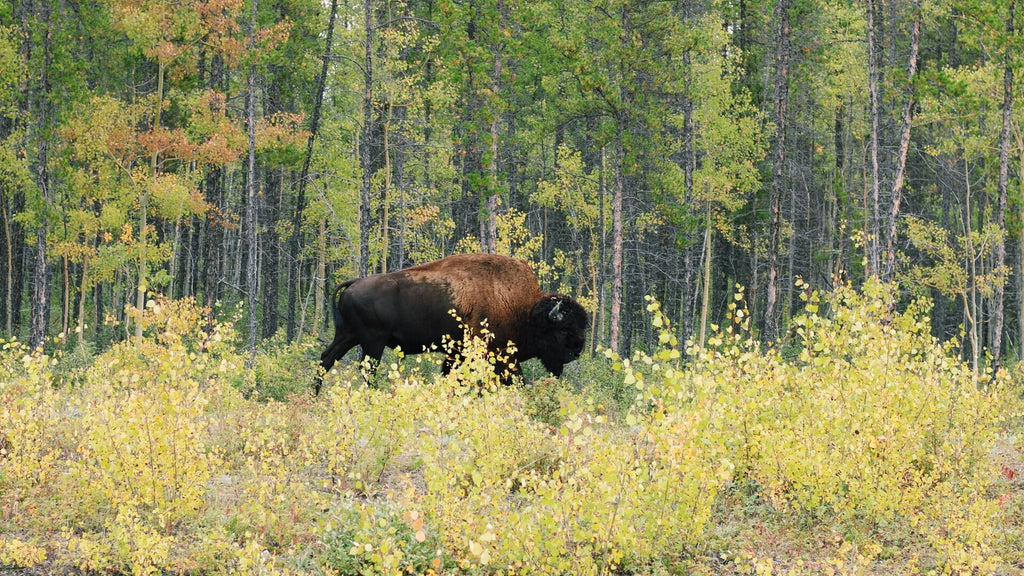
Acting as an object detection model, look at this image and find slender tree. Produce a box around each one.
[992,0,1015,367]
[866,0,882,278]
[764,0,790,344]
[359,0,375,277]
[0,24,27,338]
[288,0,339,340]
[26,0,55,350]
[246,0,260,358]
[883,0,921,281]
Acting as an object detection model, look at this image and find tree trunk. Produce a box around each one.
[1017,131,1024,362]
[609,112,625,355]
[28,0,53,350]
[76,257,88,345]
[992,0,1014,368]
[359,0,374,277]
[485,14,503,255]
[262,168,282,338]
[596,144,607,353]
[313,218,327,338]
[964,156,979,375]
[833,104,847,284]
[883,0,921,281]
[245,0,260,359]
[699,207,712,347]
[203,167,225,310]
[764,0,790,345]
[135,61,164,345]
[680,45,697,350]
[1,197,14,334]
[866,0,882,277]
[62,256,69,337]
[30,211,50,349]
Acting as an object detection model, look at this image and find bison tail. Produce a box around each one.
[330,279,357,329]
[317,279,359,395]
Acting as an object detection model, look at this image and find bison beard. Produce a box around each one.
[316,253,588,394]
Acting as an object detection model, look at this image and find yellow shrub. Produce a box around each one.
[678,280,1016,571]
[2,287,1019,575]
[72,370,220,533]
[0,536,46,568]
[0,339,65,532]
[308,380,422,495]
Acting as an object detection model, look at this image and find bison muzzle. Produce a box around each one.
[316,253,588,394]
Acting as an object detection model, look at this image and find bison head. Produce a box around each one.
[528,295,589,376]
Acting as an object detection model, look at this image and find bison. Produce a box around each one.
[316,253,588,394]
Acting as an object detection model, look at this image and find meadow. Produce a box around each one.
[2,282,1023,575]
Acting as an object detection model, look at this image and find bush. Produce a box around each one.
[249,332,323,400]
[320,503,455,575]
[1,282,1021,574]
[679,280,1016,572]
[0,338,72,543]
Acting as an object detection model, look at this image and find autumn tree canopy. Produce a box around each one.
[1,0,1022,367]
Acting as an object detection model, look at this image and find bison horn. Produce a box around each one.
[548,299,564,322]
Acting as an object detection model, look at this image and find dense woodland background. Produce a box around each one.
[1,0,1020,366]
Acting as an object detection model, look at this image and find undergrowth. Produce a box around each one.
[1,281,1023,574]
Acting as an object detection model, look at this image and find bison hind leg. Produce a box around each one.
[316,334,359,395]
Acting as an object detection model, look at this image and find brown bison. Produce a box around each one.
[316,253,588,394]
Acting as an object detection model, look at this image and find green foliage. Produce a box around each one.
[535,146,602,232]
[904,215,1009,300]
[321,504,455,575]
[248,332,322,401]
[0,26,23,117]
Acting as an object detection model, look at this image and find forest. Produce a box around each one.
[4,0,1024,573]
[0,0,1019,365]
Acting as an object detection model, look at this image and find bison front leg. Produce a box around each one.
[441,355,454,375]
[540,357,564,378]
[489,345,524,386]
[355,342,388,386]
[496,359,524,386]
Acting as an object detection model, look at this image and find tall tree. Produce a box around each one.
[882,0,921,281]
[992,0,1015,367]
[359,0,375,277]
[25,0,55,350]
[764,0,790,344]
[865,0,882,278]
[0,25,27,336]
[687,14,766,347]
[288,0,339,340]
[436,0,517,254]
[245,0,260,357]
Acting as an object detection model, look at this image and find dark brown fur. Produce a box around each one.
[316,253,588,394]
